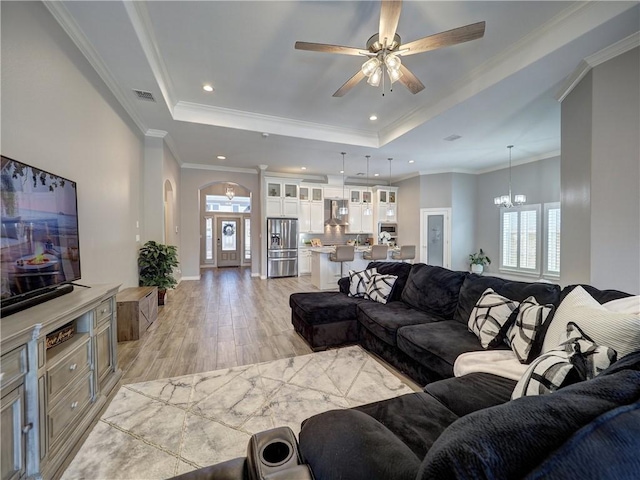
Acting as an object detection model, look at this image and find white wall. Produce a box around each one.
[1,1,145,289]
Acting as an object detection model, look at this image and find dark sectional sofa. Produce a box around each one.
[290,262,565,384]
[173,262,640,480]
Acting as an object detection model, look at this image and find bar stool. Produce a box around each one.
[329,245,355,277]
[363,245,388,261]
[391,245,416,262]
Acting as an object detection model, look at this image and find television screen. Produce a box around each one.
[1,156,81,311]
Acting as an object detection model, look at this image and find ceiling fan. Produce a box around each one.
[295,0,485,97]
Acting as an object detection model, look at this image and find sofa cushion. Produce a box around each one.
[358,301,441,347]
[401,264,467,319]
[397,321,501,379]
[289,292,366,325]
[299,409,422,480]
[453,274,561,325]
[416,354,640,480]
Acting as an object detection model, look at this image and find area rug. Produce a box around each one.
[62,345,416,480]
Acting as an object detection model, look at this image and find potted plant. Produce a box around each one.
[469,249,491,274]
[138,240,179,305]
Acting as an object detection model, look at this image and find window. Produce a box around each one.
[544,203,561,276]
[500,205,541,275]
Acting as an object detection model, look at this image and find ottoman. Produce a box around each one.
[289,292,366,351]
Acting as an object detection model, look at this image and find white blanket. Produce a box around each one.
[454,350,528,381]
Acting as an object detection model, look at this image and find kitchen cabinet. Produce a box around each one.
[266,179,299,217]
[299,184,324,233]
[298,248,312,275]
[374,186,398,222]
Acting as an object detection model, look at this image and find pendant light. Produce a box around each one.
[338,152,349,216]
[493,145,526,208]
[363,155,372,216]
[386,158,394,217]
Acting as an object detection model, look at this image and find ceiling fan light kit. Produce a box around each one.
[295,0,485,97]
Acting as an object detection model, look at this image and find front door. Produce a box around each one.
[217,217,241,267]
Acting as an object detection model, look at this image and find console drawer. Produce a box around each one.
[47,336,90,400]
[1,345,27,390]
[96,299,113,325]
[47,372,93,451]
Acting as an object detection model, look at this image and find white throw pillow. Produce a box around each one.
[604,295,640,315]
[348,268,377,298]
[364,273,398,304]
[505,296,554,364]
[541,286,640,358]
[467,288,518,349]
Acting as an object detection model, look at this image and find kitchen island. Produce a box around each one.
[310,246,400,291]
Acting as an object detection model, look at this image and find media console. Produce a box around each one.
[1,284,122,480]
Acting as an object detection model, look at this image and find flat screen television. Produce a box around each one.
[1,155,81,316]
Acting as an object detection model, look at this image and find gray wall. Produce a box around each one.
[561,47,640,293]
[395,175,421,248]
[475,156,561,278]
[1,1,145,289]
[451,173,477,271]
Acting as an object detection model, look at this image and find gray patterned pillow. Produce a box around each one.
[468,288,519,349]
[348,268,377,298]
[512,322,617,399]
[364,273,398,304]
[506,296,554,364]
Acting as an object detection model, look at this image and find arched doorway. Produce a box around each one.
[163,180,174,244]
[200,182,252,268]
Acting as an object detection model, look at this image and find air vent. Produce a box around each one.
[132,89,156,102]
[356,172,365,176]
[444,134,462,142]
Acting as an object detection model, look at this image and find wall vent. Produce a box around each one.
[132,89,156,102]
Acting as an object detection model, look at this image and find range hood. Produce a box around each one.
[324,199,349,226]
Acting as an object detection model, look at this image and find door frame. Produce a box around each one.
[419,208,451,268]
[202,214,244,267]
[216,215,243,267]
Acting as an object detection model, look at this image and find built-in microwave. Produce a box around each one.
[378,222,398,240]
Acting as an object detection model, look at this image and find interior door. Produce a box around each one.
[217,217,241,267]
[420,208,451,268]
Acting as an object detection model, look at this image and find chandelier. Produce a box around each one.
[494,145,526,208]
[386,158,394,217]
[339,152,348,216]
[225,185,235,201]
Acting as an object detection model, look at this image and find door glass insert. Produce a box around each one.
[299,187,309,201]
[268,183,281,197]
[389,191,396,203]
[284,184,297,198]
[244,218,251,260]
[221,221,237,251]
[312,188,322,201]
[362,191,372,204]
[427,215,444,267]
[351,190,360,203]
[380,191,387,203]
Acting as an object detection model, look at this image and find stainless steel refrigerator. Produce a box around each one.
[267,218,298,278]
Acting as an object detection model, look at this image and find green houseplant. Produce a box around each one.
[469,248,491,274]
[138,240,179,305]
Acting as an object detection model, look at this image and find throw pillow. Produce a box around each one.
[541,286,640,358]
[348,268,377,298]
[467,288,519,349]
[364,273,398,305]
[506,296,554,364]
[603,295,640,315]
[512,322,617,400]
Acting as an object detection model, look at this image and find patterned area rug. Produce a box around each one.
[62,346,416,480]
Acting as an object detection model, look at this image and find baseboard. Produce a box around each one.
[180,275,201,281]
[251,273,260,278]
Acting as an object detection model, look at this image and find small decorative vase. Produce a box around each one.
[471,264,484,275]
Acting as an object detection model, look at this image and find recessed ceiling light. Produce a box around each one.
[217,155,226,160]
[369,115,378,121]
[203,84,214,92]
[301,167,307,170]
[374,173,380,177]
[340,170,344,174]
[408,160,415,164]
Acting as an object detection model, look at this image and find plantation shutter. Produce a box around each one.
[519,209,537,270]
[502,211,518,268]
[546,206,561,274]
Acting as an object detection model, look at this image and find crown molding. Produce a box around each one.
[181,163,259,174]
[122,1,177,113]
[556,32,640,102]
[379,1,636,147]
[173,101,379,148]
[473,149,561,175]
[44,1,148,135]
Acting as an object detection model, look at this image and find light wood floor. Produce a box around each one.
[117,268,316,385]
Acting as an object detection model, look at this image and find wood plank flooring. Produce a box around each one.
[117,268,316,384]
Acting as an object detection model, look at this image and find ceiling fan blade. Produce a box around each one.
[401,21,486,56]
[397,65,424,94]
[333,70,366,97]
[379,0,403,48]
[295,41,366,56]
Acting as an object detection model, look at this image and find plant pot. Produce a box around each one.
[471,264,484,275]
[158,289,167,306]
